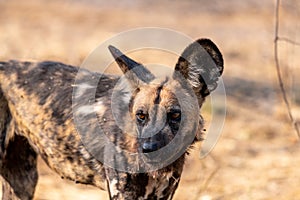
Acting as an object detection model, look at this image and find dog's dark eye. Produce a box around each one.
[168,111,181,122]
[136,111,148,123]
[170,112,181,120]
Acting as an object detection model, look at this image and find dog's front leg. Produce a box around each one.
[0,133,38,200]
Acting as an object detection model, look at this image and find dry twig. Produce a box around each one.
[277,37,300,46]
[274,0,300,138]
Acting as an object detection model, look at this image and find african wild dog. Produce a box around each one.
[0,38,223,200]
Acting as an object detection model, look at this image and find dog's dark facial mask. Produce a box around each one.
[132,82,181,154]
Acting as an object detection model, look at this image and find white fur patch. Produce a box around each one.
[76,105,95,115]
[108,179,119,196]
[94,101,106,118]
[76,101,106,117]
[73,83,95,97]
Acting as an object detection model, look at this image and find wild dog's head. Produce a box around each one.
[102,39,223,199]
[108,39,223,163]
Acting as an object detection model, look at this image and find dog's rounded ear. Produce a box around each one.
[174,39,224,98]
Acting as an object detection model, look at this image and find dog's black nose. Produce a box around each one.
[142,142,159,153]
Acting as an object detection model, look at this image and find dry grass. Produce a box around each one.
[0,0,300,199]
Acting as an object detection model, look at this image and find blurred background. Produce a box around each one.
[0,0,300,199]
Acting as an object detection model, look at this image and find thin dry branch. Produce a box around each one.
[274,0,300,138]
[278,36,300,46]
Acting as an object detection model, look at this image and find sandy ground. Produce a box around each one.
[1,0,300,199]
